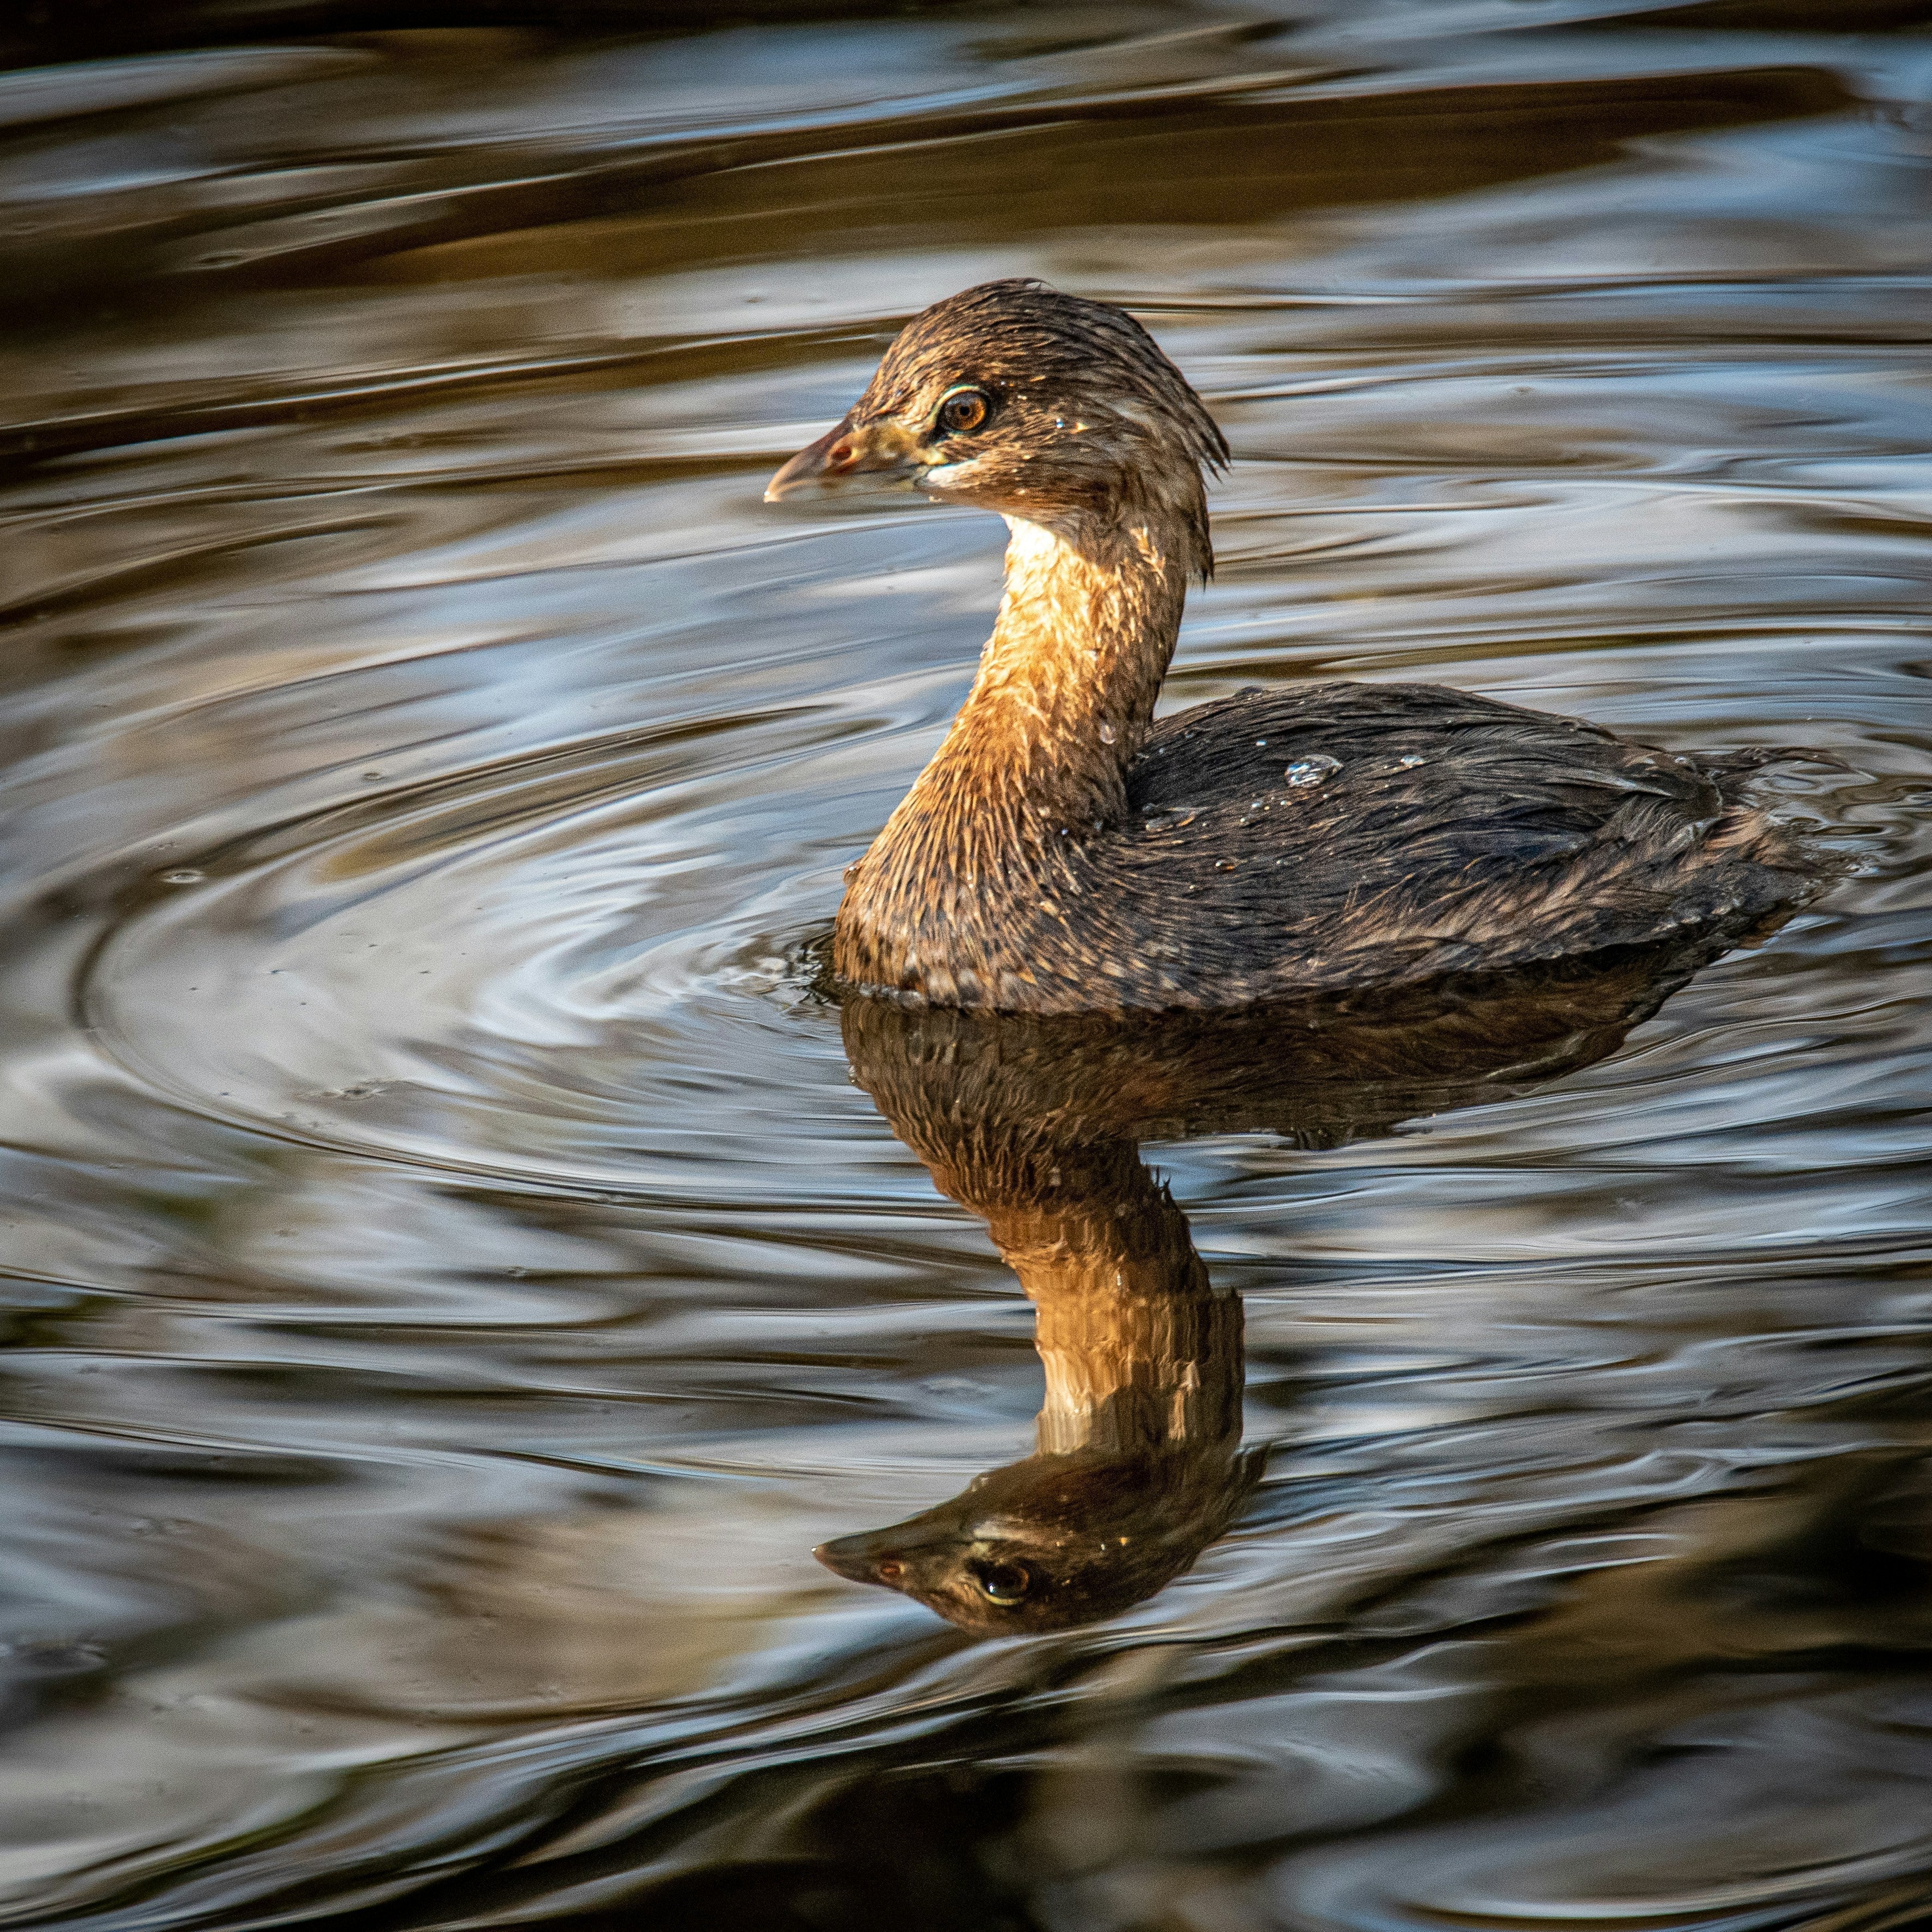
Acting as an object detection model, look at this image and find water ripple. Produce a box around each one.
[1,4,1930,1929]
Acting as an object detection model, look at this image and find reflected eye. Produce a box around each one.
[936,387,992,436]
[971,1559,1032,1604]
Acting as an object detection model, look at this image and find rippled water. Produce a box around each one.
[4,3,1932,1926]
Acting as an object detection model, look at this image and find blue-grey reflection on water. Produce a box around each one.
[1,3,1930,1927]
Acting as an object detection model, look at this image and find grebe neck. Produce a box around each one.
[894,512,1192,840]
[955,513,1188,826]
[833,508,1196,1001]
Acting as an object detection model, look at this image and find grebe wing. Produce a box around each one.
[1109,682,1812,997]
[1132,681,1712,823]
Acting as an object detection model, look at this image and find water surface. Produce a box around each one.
[3,3,1932,1927]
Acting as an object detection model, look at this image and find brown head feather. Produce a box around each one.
[854,279,1227,577]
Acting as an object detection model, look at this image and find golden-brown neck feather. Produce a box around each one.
[832,506,1195,1002]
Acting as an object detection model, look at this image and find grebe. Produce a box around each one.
[768,279,1821,1016]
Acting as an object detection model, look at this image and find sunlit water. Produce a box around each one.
[3,3,1931,1927]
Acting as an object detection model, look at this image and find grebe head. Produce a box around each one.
[766,279,1227,557]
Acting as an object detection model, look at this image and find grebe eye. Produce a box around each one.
[936,387,991,435]
[971,1559,1032,1604]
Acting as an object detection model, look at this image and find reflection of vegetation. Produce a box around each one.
[823,938,1755,1631]
[0,7,1850,339]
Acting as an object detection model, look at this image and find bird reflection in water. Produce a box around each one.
[818,935,1774,1633]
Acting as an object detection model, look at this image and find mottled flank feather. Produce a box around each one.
[780,280,1830,1015]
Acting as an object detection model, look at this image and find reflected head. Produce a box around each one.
[815,1445,1259,1636]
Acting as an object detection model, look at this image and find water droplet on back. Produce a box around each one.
[1098,722,1116,745]
[1283,754,1341,788]
[1141,804,1199,834]
[1398,753,1426,769]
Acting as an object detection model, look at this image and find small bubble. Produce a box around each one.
[161,869,204,885]
[1398,754,1426,770]
[1098,722,1116,744]
[361,769,383,780]
[1214,857,1239,872]
[1283,754,1341,787]
[1254,738,1268,748]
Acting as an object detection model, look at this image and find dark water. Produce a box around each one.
[4,3,1932,1926]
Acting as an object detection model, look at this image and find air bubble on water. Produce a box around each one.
[161,869,204,885]
[1283,754,1341,787]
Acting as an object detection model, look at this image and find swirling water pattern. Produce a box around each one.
[2,3,1931,1926]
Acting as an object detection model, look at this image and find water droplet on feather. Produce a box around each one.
[1141,805,1199,834]
[1283,755,1341,787]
